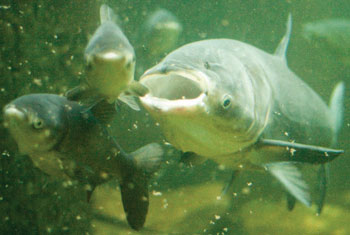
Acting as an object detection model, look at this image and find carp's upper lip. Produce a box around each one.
[3,104,26,127]
[139,70,208,112]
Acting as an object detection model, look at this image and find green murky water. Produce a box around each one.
[1,0,349,234]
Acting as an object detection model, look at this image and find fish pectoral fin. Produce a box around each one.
[130,143,163,174]
[65,85,91,101]
[119,179,149,230]
[260,139,344,164]
[264,162,311,207]
[88,99,117,124]
[179,151,207,166]
[118,94,141,111]
[221,170,240,197]
[125,81,150,97]
[65,85,107,110]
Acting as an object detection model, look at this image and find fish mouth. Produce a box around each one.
[3,104,27,128]
[86,50,134,64]
[139,70,208,113]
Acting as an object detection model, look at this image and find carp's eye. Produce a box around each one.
[32,118,44,129]
[222,95,232,109]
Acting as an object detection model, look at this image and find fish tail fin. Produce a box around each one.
[119,143,163,230]
[274,13,292,62]
[100,4,119,24]
[329,81,345,145]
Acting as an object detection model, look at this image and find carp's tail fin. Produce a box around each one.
[119,143,163,230]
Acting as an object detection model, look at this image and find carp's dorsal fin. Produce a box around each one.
[100,4,121,25]
[260,139,344,164]
[329,81,345,144]
[274,13,292,62]
[264,162,311,207]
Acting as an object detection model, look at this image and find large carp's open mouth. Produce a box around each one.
[139,71,207,112]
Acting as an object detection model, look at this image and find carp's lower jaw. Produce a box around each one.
[139,71,208,113]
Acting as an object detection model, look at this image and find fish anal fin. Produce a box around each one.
[260,139,344,164]
[264,162,311,207]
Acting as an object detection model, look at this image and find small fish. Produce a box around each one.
[3,94,163,230]
[302,18,350,61]
[67,4,147,111]
[139,8,182,59]
[138,15,345,210]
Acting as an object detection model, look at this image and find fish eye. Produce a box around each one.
[221,95,232,109]
[32,118,44,129]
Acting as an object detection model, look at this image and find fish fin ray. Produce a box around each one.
[260,139,344,164]
[274,13,292,62]
[264,162,311,207]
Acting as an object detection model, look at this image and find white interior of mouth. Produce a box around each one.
[140,71,207,111]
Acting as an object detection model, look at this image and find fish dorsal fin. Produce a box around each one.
[100,4,118,24]
[329,81,345,144]
[274,13,292,62]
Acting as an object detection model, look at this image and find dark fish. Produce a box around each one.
[3,94,163,230]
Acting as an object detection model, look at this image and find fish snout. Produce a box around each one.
[3,104,26,128]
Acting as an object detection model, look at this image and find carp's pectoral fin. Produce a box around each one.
[179,151,207,166]
[264,162,311,207]
[119,179,149,230]
[221,170,240,197]
[118,94,140,111]
[88,99,117,124]
[260,139,344,164]
[65,85,106,110]
[286,192,296,211]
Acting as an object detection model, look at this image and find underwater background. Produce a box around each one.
[0,0,349,234]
